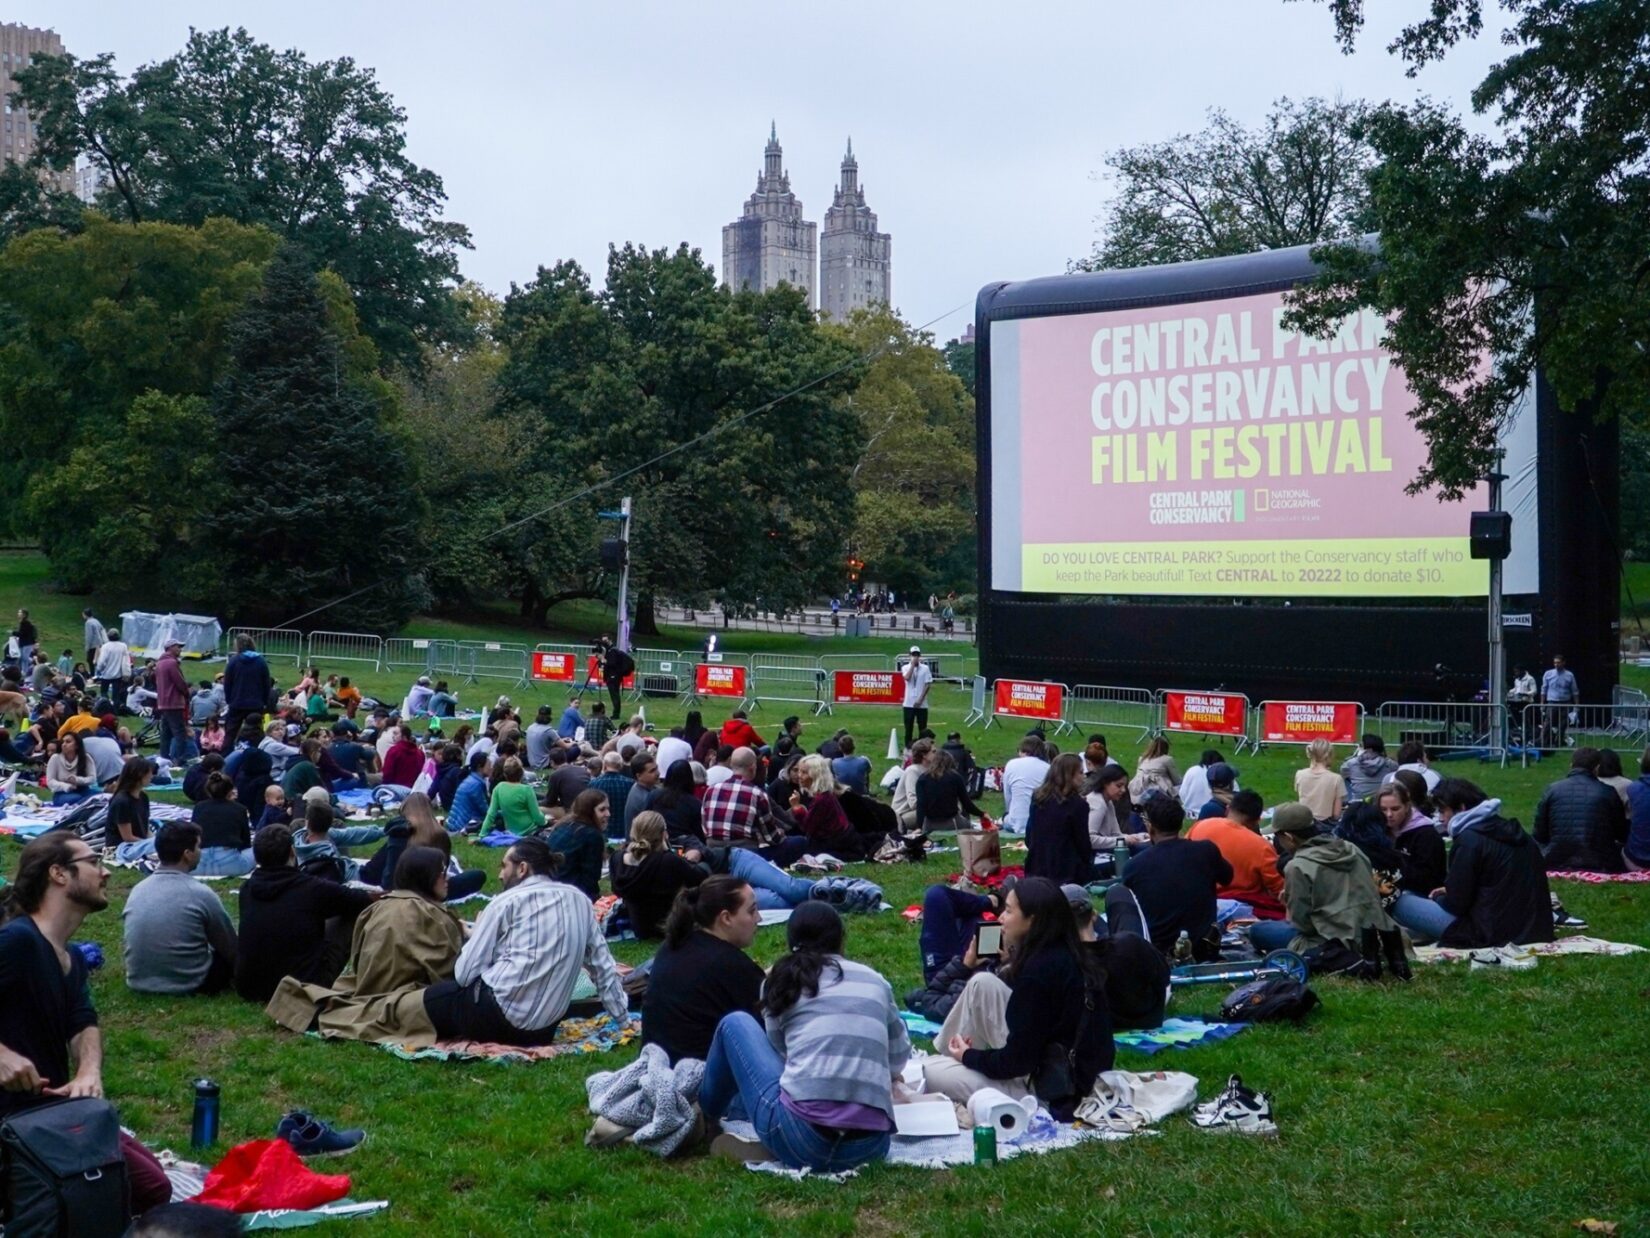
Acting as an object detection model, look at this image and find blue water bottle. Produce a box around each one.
[191,1079,220,1148]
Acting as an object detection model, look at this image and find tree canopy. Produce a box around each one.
[8,26,469,368]
[1076,96,1376,271]
[1287,0,1650,496]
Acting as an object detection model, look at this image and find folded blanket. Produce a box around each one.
[378,1013,640,1064]
[1113,1018,1249,1055]
[1413,935,1646,964]
[585,1042,704,1157]
[1546,870,1650,883]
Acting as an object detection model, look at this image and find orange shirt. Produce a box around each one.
[56,713,100,738]
[1188,816,1285,917]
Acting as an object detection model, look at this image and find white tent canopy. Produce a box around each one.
[119,612,222,659]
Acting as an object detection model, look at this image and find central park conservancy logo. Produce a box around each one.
[1148,489,1245,526]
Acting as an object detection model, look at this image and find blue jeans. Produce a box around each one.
[51,790,92,806]
[115,838,156,864]
[725,848,816,911]
[1391,890,1455,943]
[1215,898,1254,926]
[156,711,189,764]
[1248,919,1298,952]
[196,846,254,877]
[699,1012,891,1173]
[919,885,994,981]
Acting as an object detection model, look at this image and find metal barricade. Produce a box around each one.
[1246,700,1364,755]
[457,641,528,687]
[819,653,894,674]
[631,647,688,702]
[682,655,753,708]
[1515,701,1650,766]
[1375,700,1506,762]
[962,675,988,726]
[1064,684,1158,744]
[225,626,305,666]
[382,637,460,677]
[306,630,382,670]
[525,642,589,692]
[1157,689,1252,749]
[749,653,829,716]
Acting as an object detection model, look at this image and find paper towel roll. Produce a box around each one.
[967,1087,1038,1141]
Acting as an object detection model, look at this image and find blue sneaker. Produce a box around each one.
[276,1110,366,1157]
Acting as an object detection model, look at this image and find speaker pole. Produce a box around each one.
[616,496,633,652]
[1487,458,1506,758]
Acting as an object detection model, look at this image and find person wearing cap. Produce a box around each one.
[1195,763,1241,820]
[900,646,933,751]
[1248,803,1399,962]
[153,638,191,764]
[1176,749,1227,817]
[1074,883,1172,1031]
[404,676,435,718]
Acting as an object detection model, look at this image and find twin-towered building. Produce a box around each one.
[721,125,892,320]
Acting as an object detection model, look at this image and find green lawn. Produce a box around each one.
[3,552,1649,1233]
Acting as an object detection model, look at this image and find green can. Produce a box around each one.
[973,1123,997,1166]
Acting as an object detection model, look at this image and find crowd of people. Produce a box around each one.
[2,625,1648,1213]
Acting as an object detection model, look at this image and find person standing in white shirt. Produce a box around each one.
[900,646,934,750]
[422,836,627,1044]
[999,736,1051,833]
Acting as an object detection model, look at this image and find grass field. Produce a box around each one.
[3,553,1649,1234]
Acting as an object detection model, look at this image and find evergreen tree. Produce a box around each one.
[205,244,428,630]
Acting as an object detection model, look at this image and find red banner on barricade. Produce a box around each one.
[992,679,1064,722]
[531,652,576,683]
[1163,690,1247,737]
[1261,700,1360,744]
[584,655,634,689]
[694,663,747,698]
[832,670,903,706]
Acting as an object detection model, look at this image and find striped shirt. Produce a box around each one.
[701,778,782,847]
[765,957,909,1119]
[454,876,626,1031]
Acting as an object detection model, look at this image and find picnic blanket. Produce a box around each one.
[155,1149,389,1230]
[376,1012,640,1064]
[1413,935,1646,964]
[1547,870,1650,883]
[1113,1017,1249,1055]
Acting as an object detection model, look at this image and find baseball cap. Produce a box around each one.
[1271,803,1318,835]
[1059,883,1095,915]
[909,644,922,654]
[164,638,183,650]
[1207,762,1239,789]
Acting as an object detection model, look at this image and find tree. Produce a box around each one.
[1075,96,1377,271]
[202,245,428,630]
[942,335,976,397]
[0,216,277,515]
[495,244,863,633]
[11,28,470,367]
[1287,0,1650,496]
[830,309,976,598]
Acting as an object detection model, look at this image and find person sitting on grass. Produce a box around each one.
[380,723,427,790]
[1122,795,1233,961]
[642,875,764,1065]
[912,748,981,835]
[190,771,255,877]
[544,788,611,902]
[45,730,97,805]
[235,825,378,1004]
[1248,804,1403,976]
[1025,754,1095,886]
[1188,788,1285,922]
[1379,780,1450,941]
[922,877,1112,1120]
[294,800,387,882]
[360,792,483,898]
[1396,777,1555,949]
[622,751,660,836]
[480,756,546,836]
[422,836,627,1046]
[830,734,872,796]
[107,756,157,864]
[251,784,292,831]
[1627,746,1650,872]
[1079,883,1170,1031]
[268,845,467,1046]
[1086,762,1144,854]
[279,738,328,803]
[699,902,908,1172]
[782,753,882,864]
[0,832,175,1215]
[1533,747,1629,874]
[122,822,239,997]
[1341,734,1398,803]
[645,759,704,844]
[447,750,492,832]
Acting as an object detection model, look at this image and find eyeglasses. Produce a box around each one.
[62,855,105,871]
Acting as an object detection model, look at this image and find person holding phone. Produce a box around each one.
[922,877,1112,1120]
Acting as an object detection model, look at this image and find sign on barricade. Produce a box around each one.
[531,651,577,682]
[1162,690,1249,740]
[693,662,748,702]
[1258,700,1361,746]
[988,679,1066,730]
[832,670,903,706]
[584,655,635,692]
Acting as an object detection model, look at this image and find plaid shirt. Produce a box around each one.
[583,715,614,748]
[701,777,782,847]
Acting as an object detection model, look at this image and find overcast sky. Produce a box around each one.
[35,1,1509,341]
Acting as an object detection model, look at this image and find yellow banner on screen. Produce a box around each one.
[1021,537,1488,597]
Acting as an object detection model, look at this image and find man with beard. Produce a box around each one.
[0,832,173,1216]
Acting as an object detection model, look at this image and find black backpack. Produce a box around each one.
[0,1098,130,1237]
[1219,977,1322,1023]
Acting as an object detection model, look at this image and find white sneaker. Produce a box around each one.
[1191,1074,1278,1136]
[1470,946,1537,972]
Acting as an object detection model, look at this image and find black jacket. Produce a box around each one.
[1393,821,1448,894]
[1123,837,1233,960]
[1025,795,1092,886]
[235,865,373,1002]
[1438,812,1554,949]
[1533,770,1628,873]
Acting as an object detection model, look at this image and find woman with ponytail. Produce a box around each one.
[699,902,909,1173]
[610,810,709,939]
[640,875,764,1063]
